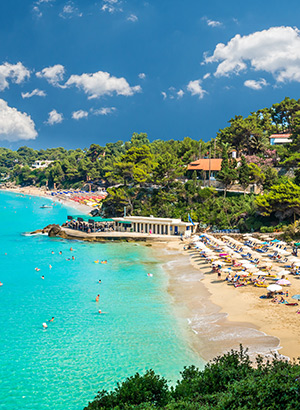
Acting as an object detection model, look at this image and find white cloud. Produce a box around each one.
[46,109,63,125]
[59,2,82,19]
[244,78,268,90]
[33,0,55,18]
[205,26,300,83]
[21,89,46,99]
[127,14,138,22]
[65,70,141,99]
[177,89,184,98]
[92,107,116,116]
[0,99,37,141]
[138,73,146,79]
[0,62,30,91]
[207,19,222,27]
[203,73,211,80]
[161,91,167,100]
[101,0,122,13]
[202,16,222,28]
[187,80,207,98]
[36,64,65,86]
[36,0,55,4]
[72,110,88,120]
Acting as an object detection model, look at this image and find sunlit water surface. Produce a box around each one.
[0,192,201,410]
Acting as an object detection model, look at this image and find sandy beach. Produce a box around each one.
[153,240,300,362]
[0,186,92,215]
[3,186,300,361]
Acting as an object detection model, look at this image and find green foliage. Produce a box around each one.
[216,148,237,197]
[85,346,300,410]
[84,370,170,409]
[256,181,300,221]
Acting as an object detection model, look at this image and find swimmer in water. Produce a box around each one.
[98,280,101,284]
[35,268,41,272]
[59,251,62,255]
[0,282,3,286]
[42,322,48,329]
[70,247,74,251]
[51,251,54,254]
[94,260,99,264]
[41,275,45,280]
[95,294,100,302]
[49,317,54,322]
[72,256,75,260]
[49,264,52,269]
[147,273,153,277]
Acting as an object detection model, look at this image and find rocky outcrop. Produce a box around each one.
[48,225,62,237]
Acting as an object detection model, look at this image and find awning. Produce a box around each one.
[117,221,132,224]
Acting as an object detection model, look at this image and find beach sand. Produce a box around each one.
[152,240,300,362]
[0,186,92,215]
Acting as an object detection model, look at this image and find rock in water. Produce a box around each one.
[48,225,61,237]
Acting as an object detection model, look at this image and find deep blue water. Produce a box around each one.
[0,191,201,410]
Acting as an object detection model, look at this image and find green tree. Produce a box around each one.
[256,180,300,222]
[217,149,237,197]
[238,156,250,195]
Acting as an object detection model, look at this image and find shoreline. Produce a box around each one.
[3,186,299,361]
[0,186,92,215]
[151,240,300,362]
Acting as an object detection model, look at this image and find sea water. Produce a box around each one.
[0,192,201,410]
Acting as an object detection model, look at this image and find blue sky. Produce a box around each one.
[1,0,300,149]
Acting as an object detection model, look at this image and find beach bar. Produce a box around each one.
[113,216,198,237]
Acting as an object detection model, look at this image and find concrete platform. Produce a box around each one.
[60,227,182,242]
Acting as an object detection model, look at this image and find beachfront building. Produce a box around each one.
[269,133,292,145]
[113,216,198,237]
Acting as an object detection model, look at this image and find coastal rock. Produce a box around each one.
[48,225,62,237]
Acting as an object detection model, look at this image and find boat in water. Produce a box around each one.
[40,205,52,209]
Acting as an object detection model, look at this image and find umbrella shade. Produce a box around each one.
[277,279,291,286]
[292,294,300,300]
[267,284,282,292]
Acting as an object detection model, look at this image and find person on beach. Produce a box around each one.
[96,294,100,302]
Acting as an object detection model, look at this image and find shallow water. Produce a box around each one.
[0,192,201,410]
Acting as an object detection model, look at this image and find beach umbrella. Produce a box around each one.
[267,284,282,292]
[277,279,291,286]
[239,259,250,264]
[294,261,300,267]
[222,268,232,273]
[242,263,254,269]
[277,269,290,276]
[212,261,225,266]
[292,294,300,300]
[251,270,266,276]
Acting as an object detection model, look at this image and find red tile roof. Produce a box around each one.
[269,133,292,139]
[187,158,223,171]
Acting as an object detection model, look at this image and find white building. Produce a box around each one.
[32,160,54,169]
[113,216,198,237]
[269,133,292,145]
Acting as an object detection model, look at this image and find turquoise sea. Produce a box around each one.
[0,191,201,410]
